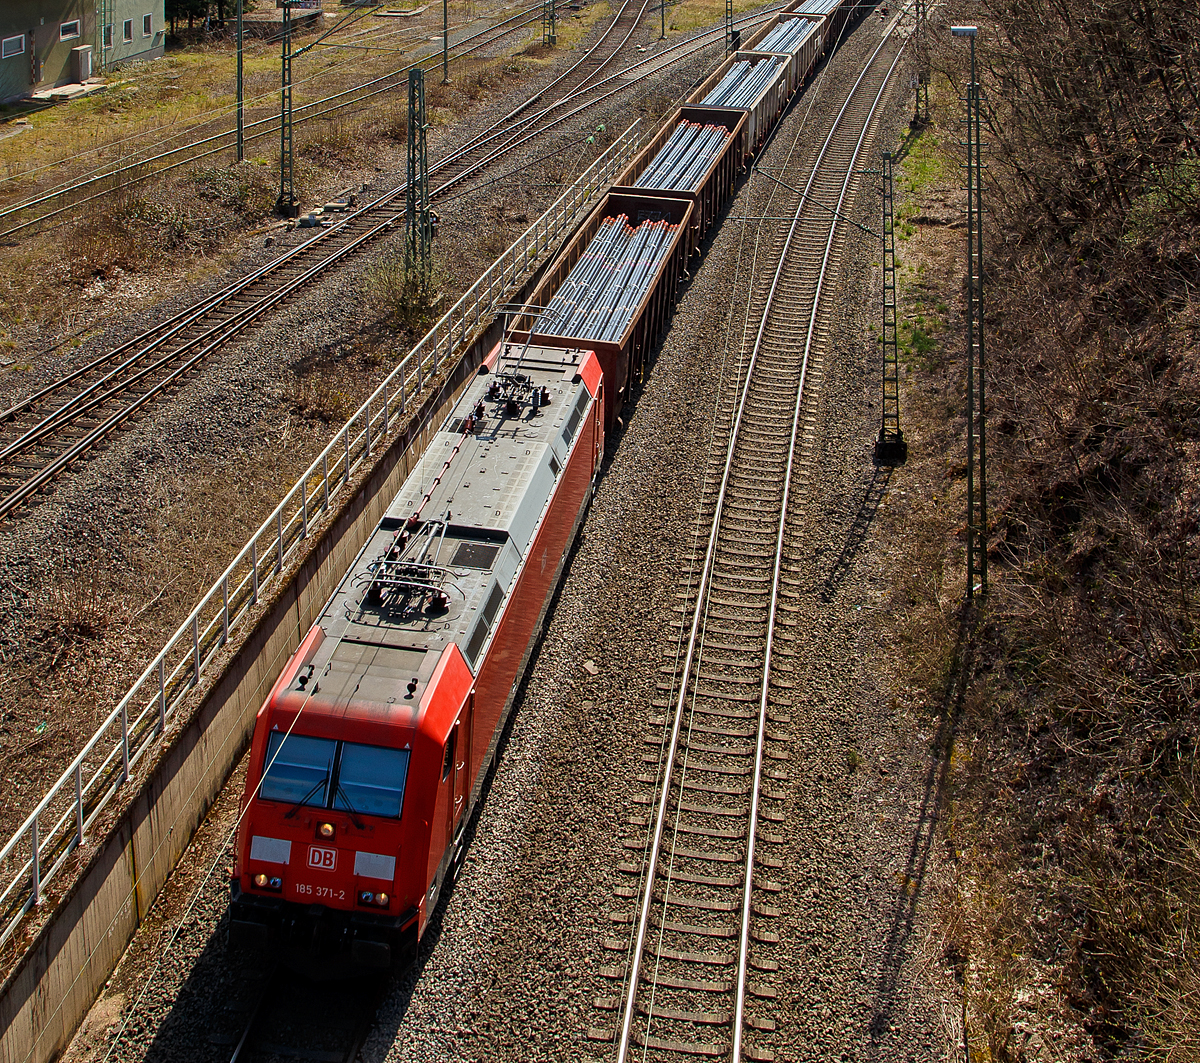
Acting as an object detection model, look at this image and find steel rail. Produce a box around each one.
[0,3,544,208]
[0,3,632,477]
[0,0,779,242]
[226,967,383,1063]
[730,35,907,1063]
[427,5,777,202]
[418,0,655,194]
[0,8,764,506]
[0,216,370,432]
[0,123,643,953]
[0,218,395,519]
[614,16,909,1062]
[0,6,517,196]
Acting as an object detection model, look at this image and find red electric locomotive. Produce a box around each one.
[229,340,604,968]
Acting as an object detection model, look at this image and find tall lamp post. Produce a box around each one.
[953,24,986,600]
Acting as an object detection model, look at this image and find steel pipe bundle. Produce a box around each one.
[634,122,732,192]
[757,18,816,55]
[790,0,840,14]
[537,215,677,342]
[701,56,785,108]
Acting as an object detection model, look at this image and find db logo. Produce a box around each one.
[307,845,337,871]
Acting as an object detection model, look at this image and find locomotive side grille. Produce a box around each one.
[464,619,489,669]
[463,582,506,669]
[481,582,504,627]
[562,390,590,446]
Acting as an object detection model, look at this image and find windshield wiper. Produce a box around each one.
[284,772,330,819]
[335,784,366,829]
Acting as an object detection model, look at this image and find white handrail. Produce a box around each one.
[0,120,641,949]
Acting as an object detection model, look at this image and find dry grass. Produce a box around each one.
[663,0,764,36]
[884,14,1200,1059]
[0,2,553,351]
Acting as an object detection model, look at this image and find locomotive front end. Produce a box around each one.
[229,624,470,970]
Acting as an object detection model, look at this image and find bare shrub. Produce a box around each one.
[39,562,118,640]
[298,115,362,166]
[372,99,408,142]
[288,367,358,424]
[191,162,275,221]
[363,247,442,331]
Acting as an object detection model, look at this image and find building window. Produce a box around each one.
[123,19,133,42]
[103,24,113,48]
[60,21,80,41]
[142,13,152,37]
[1,35,24,59]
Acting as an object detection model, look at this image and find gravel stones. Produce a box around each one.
[57,11,954,1063]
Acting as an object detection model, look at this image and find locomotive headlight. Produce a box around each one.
[269,877,283,890]
[253,873,269,888]
[317,822,335,840]
[376,892,388,906]
[359,890,374,905]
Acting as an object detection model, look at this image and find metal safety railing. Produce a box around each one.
[0,119,641,951]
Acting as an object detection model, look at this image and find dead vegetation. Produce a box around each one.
[895,2,1200,1058]
[286,338,392,423]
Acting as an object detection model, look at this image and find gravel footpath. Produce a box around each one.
[56,10,956,1063]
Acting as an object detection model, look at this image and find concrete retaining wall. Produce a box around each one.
[0,312,512,1063]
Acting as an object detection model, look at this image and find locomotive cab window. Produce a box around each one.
[335,742,409,818]
[441,729,456,781]
[261,733,410,818]
[260,733,336,806]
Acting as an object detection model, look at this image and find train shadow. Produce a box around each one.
[863,609,975,1057]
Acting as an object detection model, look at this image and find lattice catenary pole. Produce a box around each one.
[276,1,298,217]
[237,0,245,161]
[913,0,930,125]
[954,26,987,598]
[874,150,907,464]
[406,68,432,298]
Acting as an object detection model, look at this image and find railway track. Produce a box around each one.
[0,3,547,241]
[0,7,776,524]
[606,21,906,1063]
[224,967,385,1063]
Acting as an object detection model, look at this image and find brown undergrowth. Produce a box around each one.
[884,4,1200,1058]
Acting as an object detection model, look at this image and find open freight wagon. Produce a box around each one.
[742,14,824,90]
[614,106,748,255]
[688,51,793,152]
[787,0,852,51]
[510,191,694,427]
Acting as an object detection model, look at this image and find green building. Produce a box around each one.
[1,0,165,104]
